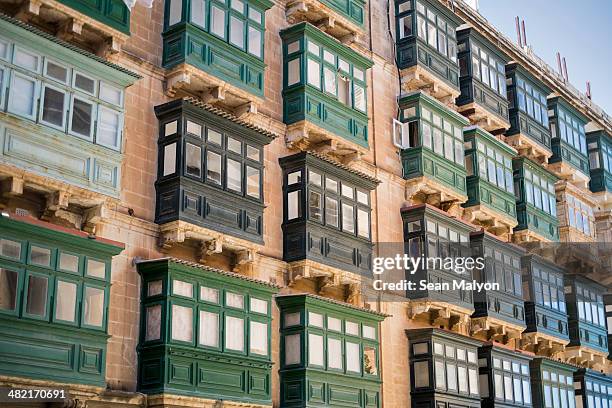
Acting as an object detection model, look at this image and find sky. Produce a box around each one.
[477,0,612,115]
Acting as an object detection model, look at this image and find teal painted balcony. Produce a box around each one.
[0,0,130,55]
[399,91,469,209]
[456,27,511,135]
[463,126,518,240]
[281,23,373,162]
[505,63,552,165]
[548,96,590,189]
[0,213,124,387]
[395,0,462,104]
[137,258,278,404]
[574,369,612,408]
[587,130,612,196]
[530,358,576,408]
[162,0,272,111]
[0,15,139,227]
[277,294,385,408]
[512,157,559,243]
[285,0,366,43]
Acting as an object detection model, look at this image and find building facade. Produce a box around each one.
[0,0,610,407]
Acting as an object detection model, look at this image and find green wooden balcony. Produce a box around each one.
[456,28,511,134]
[281,23,372,162]
[478,344,533,406]
[463,127,518,239]
[505,63,553,165]
[530,358,576,408]
[399,91,469,207]
[587,130,612,195]
[137,258,278,404]
[285,0,366,43]
[548,96,590,188]
[406,328,481,408]
[512,157,559,243]
[574,369,612,408]
[0,213,124,386]
[57,0,130,34]
[395,0,462,102]
[162,0,272,108]
[277,294,385,408]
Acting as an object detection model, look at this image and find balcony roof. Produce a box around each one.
[0,12,140,84]
[276,292,389,319]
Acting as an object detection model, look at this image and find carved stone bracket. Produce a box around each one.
[463,205,518,242]
[285,0,363,44]
[408,301,472,336]
[400,66,460,108]
[504,133,552,165]
[405,178,467,215]
[285,122,367,164]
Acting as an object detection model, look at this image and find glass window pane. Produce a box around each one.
[246,166,260,198]
[55,280,77,322]
[354,85,366,112]
[328,338,342,369]
[357,208,370,238]
[9,75,36,117]
[211,6,226,38]
[172,280,193,297]
[71,98,93,137]
[325,197,338,227]
[226,158,242,192]
[250,321,268,355]
[226,292,244,309]
[346,342,360,372]
[414,361,430,388]
[0,239,21,259]
[199,310,219,347]
[200,286,219,303]
[346,321,359,336]
[307,59,320,88]
[0,268,18,311]
[308,333,323,365]
[97,107,121,147]
[248,7,261,23]
[342,203,355,233]
[84,286,105,327]
[30,246,51,266]
[250,298,267,314]
[206,150,221,184]
[248,27,262,57]
[26,275,47,316]
[185,143,202,177]
[364,346,377,375]
[324,67,337,95]
[447,362,457,390]
[435,359,445,389]
[42,86,65,127]
[225,315,244,351]
[458,365,468,393]
[229,16,244,48]
[145,304,161,340]
[87,259,106,279]
[288,190,300,220]
[285,333,301,365]
[309,191,322,221]
[287,58,300,86]
[308,311,323,327]
[168,0,182,25]
[172,304,193,342]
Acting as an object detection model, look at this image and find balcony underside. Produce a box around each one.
[405,177,467,216]
[504,133,551,165]
[408,300,473,336]
[547,161,590,191]
[0,375,145,407]
[457,102,510,135]
[559,226,596,243]
[285,121,368,164]
[286,259,365,306]
[285,0,363,44]
[592,190,612,211]
[0,163,116,233]
[400,66,460,106]
[512,228,554,244]
[561,346,608,371]
[165,63,263,118]
[0,0,128,56]
[146,393,272,408]
[519,331,568,358]
[463,204,517,242]
[470,316,525,345]
[158,220,262,275]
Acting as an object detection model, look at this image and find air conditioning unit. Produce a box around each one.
[392,119,410,149]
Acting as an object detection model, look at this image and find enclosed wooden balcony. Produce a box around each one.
[587,129,612,204]
[463,127,518,241]
[504,63,553,165]
[530,358,577,408]
[456,28,511,135]
[399,92,469,213]
[280,152,378,304]
[395,0,462,105]
[556,181,597,243]
[512,157,560,243]
[402,204,475,335]
[547,96,591,190]
[285,0,366,44]
[521,254,570,358]
[281,23,372,164]
[0,0,130,56]
[562,274,609,369]
[162,0,273,115]
[469,230,527,345]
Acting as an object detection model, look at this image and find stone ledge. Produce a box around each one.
[400,65,460,107]
[504,133,552,165]
[457,101,510,135]
[463,204,518,242]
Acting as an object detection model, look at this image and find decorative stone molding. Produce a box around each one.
[470,316,525,345]
[405,177,467,215]
[504,133,552,165]
[400,66,460,107]
[407,301,473,336]
[457,102,510,135]
[463,204,517,242]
